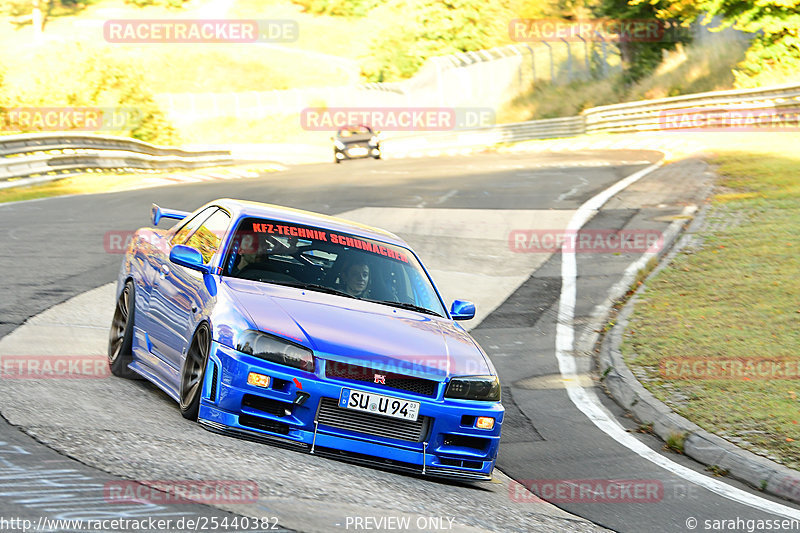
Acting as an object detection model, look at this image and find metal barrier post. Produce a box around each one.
[561,38,573,82]
[577,35,590,76]
[542,41,554,82]
[524,44,536,84]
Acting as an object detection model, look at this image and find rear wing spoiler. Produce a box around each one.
[151,203,190,226]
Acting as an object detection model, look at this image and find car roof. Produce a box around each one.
[211,199,407,247]
[338,125,373,134]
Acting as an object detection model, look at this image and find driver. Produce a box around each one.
[342,262,370,297]
[234,232,268,274]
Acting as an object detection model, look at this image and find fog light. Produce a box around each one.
[476,416,495,430]
[247,372,270,388]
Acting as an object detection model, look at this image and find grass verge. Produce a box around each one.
[621,135,800,469]
[0,164,278,204]
[500,30,749,123]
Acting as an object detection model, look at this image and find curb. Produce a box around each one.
[0,171,86,190]
[0,163,286,193]
[595,196,800,505]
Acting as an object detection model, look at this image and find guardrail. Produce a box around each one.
[583,82,800,134]
[4,82,800,182]
[0,133,233,182]
[382,81,800,155]
[381,116,584,154]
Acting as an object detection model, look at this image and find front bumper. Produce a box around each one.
[335,145,381,160]
[198,342,503,480]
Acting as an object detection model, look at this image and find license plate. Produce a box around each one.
[347,147,368,156]
[339,389,420,421]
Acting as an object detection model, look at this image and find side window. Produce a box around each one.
[170,207,216,246]
[185,209,231,264]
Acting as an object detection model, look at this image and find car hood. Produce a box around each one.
[338,133,373,144]
[221,278,491,380]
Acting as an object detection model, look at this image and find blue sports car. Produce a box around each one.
[108,199,503,480]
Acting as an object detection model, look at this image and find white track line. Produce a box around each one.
[555,161,800,519]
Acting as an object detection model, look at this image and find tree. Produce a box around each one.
[0,0,83,35]
[2,44,177,143]
[361,0,514,81]
[31,0,43,34]
[641,0,800,87]
[598,0,690,83]
[290,0,388,17]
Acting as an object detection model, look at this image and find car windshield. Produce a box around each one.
[222,217,446,317]
[338,126,371,136]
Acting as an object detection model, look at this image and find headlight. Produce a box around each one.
[334,140,346,149]
[368,136,378,146]
[445,376,501,401]
[236,330,314,372]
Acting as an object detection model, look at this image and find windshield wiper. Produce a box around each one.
[269,282,442,316]
[269,281,357,299]
[364,299,443,317]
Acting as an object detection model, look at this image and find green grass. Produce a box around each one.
[17,0,419,144]
[622,140,800,469]
[0,171,159,203]
[229,0,373,59]
[0,164,279,204]
[665,432,687,454]
[178,113,331,145]
[0,0,366,145]
[626,33,748,101]
[499,76,625,122]
[706,465,729,477]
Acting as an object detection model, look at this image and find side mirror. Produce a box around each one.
[450,299,475,321]
[170,245,209,274]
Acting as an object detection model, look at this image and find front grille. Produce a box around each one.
[239,414,290,435]
[442,434,489,452]
[317,398,429,443]
[242,394,288,417]
[325,361,438,397]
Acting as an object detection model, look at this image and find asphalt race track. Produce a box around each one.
[1,151,799,532]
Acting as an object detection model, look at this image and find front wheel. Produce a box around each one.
[108,280,139,379]
[180,323,211,421]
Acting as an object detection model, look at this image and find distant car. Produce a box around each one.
[108,199,503,480]
[333,125,381,163]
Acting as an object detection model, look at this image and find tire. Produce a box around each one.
[179,323,211,421]
[108,280,139,379]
